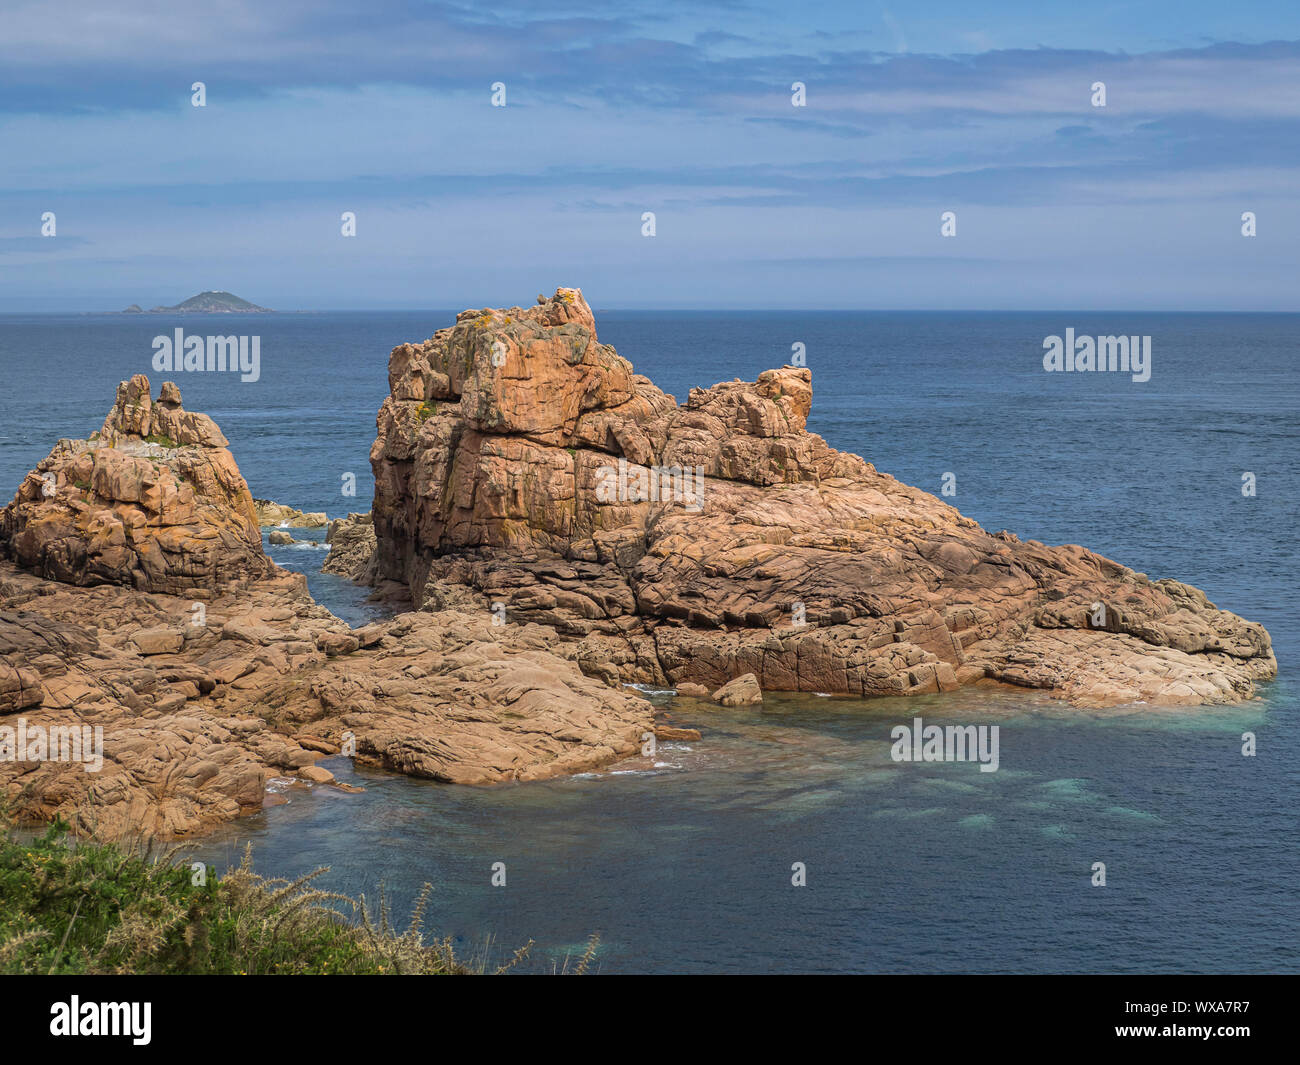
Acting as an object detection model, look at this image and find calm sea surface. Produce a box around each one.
[1,311,1295,973]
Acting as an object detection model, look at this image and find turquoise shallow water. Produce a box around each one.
[187,682,1294,973]
[2,310,1296,972]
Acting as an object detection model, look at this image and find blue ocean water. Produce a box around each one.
[1,310,1296,973]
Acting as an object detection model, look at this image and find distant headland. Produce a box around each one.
[119,291,272,314]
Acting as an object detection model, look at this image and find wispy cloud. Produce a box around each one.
[0,1,1296,309]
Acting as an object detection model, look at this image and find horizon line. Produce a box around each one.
[3,307,1299,316]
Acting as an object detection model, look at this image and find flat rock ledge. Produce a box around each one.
[0,563,650,840]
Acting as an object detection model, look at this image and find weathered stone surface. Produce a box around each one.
[0,561,652,839]
[0,376,274,595]
[253,500,328,528]
[654,724,701,741]
[132,627,184,655]
[713,673,763,706]
[0,663,44,714]
[315,630,359,656]
[357,288,1276,709]
[0,375,655,840]
[299,765,335,784]
[321,512,376,580]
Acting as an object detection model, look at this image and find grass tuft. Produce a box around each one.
[0,818,471,974]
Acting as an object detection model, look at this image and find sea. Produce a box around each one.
[0,310,1295,973]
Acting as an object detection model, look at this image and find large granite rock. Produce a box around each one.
[0,563,652,838]
[0,376,273,595]
[0,374,656,839]
[359,287,1276,709]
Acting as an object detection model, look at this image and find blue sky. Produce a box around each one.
[1,0,1298,310]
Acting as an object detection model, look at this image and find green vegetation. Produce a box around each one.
[143,433,178,448]
[150,291,270,313]
[0,819,473,974]
[0,818,599,975]
[417,400,438,422]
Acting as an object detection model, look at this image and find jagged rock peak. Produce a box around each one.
[98,373,229,448]
[0,374,271,593]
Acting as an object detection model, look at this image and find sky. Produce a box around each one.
[1,0,1298,311]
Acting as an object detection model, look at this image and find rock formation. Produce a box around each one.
[0,376,272,595]
[321,512,377,582]
[254,500,327,528]
[359,287,1275,708]
[0,563,651,838]
[0,290,1280,842]
[0,377,653,838]
[713,674,763,707]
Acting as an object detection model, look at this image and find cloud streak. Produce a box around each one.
[0,2,1296,309]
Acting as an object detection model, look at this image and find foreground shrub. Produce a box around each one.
[0,819,476,974]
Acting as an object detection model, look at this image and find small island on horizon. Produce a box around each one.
[119,290,272,314]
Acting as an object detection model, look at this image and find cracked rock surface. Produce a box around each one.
[357,287,1275,709]
[0,377,651,839]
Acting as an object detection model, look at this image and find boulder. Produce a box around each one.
[655,724,702,741]
[713,674,763,707]
[315,631,360,656]
[253,500,328,528]
[299,765,335,784]
[133,627,184,655]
